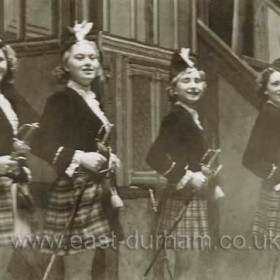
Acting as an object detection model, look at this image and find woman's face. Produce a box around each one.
[0,49,8,83]
[265,70,280,106]
[174,68,204,105]
[64,42,101,87]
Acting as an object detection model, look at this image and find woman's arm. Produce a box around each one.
[146,112,190,184]
[31,94,76,176]
[243,110,278,179]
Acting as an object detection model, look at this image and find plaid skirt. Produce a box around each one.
[252,183,280,239]
[42,176,111,255]
[156,191,209,250]
[0,177,35,246]
[0,177,14,246]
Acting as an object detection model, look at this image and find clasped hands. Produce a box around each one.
[80,152,120,173]
[0,155,18,175]
[176,170,208,191]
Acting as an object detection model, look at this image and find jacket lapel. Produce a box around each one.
[67,87,103,129]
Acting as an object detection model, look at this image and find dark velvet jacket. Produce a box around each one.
[0,86,17,156]
[146,104,208,185]
[243,102,280,181]
[31,87,105,176]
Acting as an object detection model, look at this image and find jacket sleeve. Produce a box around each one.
[31,94,75,176]
[146,113,186,184]
[243,111,277,179]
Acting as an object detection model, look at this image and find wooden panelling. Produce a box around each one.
[253,0,269,62]
[100,34,172,187]
[198,0,209,24]
[110,0,131,38]
[130,70,153,172]
[136,0,145,42]
[159,0,174,49]
[178,0,192,48]
[145,0,154,44]
[267,4,280,62]
[198,19,258,108]
[25,0,55,38]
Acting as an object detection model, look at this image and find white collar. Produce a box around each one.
[0,93,18,135]
[175,101,203,130]
[175,101,198,115]
[67,80,96,97]
[67,80,111,128]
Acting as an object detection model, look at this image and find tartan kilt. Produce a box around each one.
[0,177,14,246]
[155,191,209,250]
[252,183,280,238]
[42,176,111,255]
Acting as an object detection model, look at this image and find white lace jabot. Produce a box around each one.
[0,93,18,135]
[67,80,110,129]
[175,101,203,130]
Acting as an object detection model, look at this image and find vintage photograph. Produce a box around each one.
[1,0,280,279]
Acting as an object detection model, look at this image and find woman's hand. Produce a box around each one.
[80,152,107,173]
[189,171,208,190]
[109,153,121,171]
[274,184,280,191]
[13,139,31,154]
[0,155,18,175]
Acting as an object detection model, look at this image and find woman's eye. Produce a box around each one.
[271,81,280,87]
[195,78,201,83]
[89,55,96,60]
[75,55,84,60]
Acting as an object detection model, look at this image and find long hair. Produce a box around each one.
[256,68,275,108]
[0,44,17,90]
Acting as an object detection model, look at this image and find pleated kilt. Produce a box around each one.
[0,177,14,246]
[155,191,209,250]
[252,183,280,240]
[42,176,111,255]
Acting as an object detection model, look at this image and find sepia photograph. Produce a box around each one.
[1,0,280,279]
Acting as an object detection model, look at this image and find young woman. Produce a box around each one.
[31,22,120,280]
[243,59,280,244]
[0,39,35,279]
[146,48,220,280]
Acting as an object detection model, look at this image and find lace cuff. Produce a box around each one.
[176,169,194,190]
[65,150,85,178]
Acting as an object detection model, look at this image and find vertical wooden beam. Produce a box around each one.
[70,0,76,22]
[198,0,209,24]
[61,0,71,30]
[253,0,269,62]
[103,0,110,32]
[174,0,178,49]
[52,0,60,37]
[232,0,246,55]
[20,0,26,40]
[130,0,136,39]
[151,71,158,141]
[0,0,4,35]
[89,0,103,32]
[124,59,132,186]
[153,0,159,45]
[191,0,197,52]
[145,0,154,44]
[115,54,125,186]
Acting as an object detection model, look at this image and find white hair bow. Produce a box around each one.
[68,21,93,42]
[179,48,195,68]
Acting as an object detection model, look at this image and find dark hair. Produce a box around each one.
[0,45,17,89]
[257,68,275,107]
